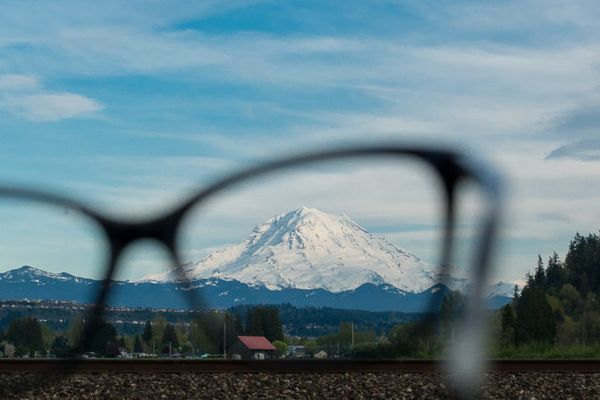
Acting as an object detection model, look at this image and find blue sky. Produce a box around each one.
[1,1,600,282]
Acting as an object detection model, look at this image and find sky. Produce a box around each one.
[1,0,600,283]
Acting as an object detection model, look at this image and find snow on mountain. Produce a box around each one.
[0,266,63,281]
[142,207,448,293]
[0,266,91,284]
[488,280,525,298]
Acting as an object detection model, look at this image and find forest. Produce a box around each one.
[494,231,600,357]
[346,230,600,359]
[0,305,284,358]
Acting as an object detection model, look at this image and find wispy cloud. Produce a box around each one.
[0,74,102,121]
[2,93,102,122]
[546,139,600,161]
[544,100,600,160]
[0,74,39,90]
[551,103,600,137]
[1,0,600,282]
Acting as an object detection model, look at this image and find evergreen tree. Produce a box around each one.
[244,306,283,342]
[515,286,556,344]
[50,336,71,358]
[386,322,434,357]
[67,316,84,349]
[152,315,167,347]
[564,232,600,295]
[500,304,516,346]
[160,323,179,354]
[233,313,243,336]
[133,335,144,353]
[545,251,565,292]
[89,320,118,356]
[533,254,546,289]
[221,312,242,354]
[190,317,218,355]
[6,317,44,356]
[525,272,535,288]
[264,307,284,342]
[105,340,121,357]
[245,308,264,336]
[142,320,153,343]
[439,291,463,341]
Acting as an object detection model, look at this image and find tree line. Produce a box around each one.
[336,230,600,359]
[0,305,286,358]
[498,231,600,353]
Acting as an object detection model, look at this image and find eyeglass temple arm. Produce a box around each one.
[447,155,504,397]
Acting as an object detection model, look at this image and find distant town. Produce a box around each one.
[0,299,419,360]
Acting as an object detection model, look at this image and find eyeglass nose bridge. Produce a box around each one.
[96,214,206,309]
[96,214,185,286]
[99,213,181,253]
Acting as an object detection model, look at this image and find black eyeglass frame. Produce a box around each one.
[0,144,502,394]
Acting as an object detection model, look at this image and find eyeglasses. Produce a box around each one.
[0,144,502,396]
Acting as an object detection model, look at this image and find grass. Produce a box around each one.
[490,343,600,359]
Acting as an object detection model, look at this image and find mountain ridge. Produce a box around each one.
[142,207,447,293]
[0,265,512,312]
[0,208,515,311]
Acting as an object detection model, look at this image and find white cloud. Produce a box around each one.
[0,74,102,121]
[2,92,102,122]
[0,74,40,91]
[0,0,599,283]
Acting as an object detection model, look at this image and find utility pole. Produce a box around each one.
[351,323,355,347]
[169,341,172,357]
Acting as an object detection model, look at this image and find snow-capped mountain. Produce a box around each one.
[143,207,449,293]
[0,264,461,312]
[0,265,510,312]
[0,208,513,312]
[0,266,93,284]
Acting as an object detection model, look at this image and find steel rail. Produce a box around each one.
[1,360,600,374]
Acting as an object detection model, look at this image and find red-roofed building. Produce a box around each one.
[229,336,276,360]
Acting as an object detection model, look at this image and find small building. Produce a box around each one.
[229,336,276,360]
[314,350,328,359]
[287,345,306,358]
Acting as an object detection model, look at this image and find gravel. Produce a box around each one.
[1,372,599,399]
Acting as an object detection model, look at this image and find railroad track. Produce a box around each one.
[1,359,600,374]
